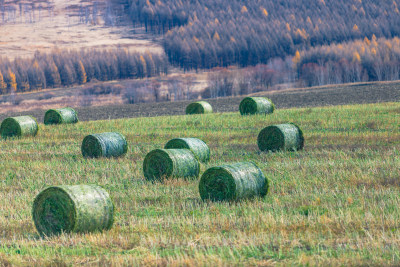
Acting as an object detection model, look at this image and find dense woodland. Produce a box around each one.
[1,0,400,97]
[0,50,168,94]
[123,0,400,70]
[205,36,400,97]
[297,36,400,86]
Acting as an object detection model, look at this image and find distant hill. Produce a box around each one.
[122,0,400,69]
[0,0,162,59]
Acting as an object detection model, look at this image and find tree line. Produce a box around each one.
[296,36,400,86]
[119,0,400,70]
[0,49,168,95]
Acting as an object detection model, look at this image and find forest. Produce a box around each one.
[1,0,400,96]
[0,50,168,94]
[297,36,400,86]
[124,0,400,70]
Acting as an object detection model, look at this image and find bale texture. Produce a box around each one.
[239,97,275,115]
[258,123,304,152]
[0,116,38,138]
[44,107,78,125]
[143,149,200,181]
[185,101,213,115]
[81,132,128,158]
[164,138,210,163]
[32,185,114,236]
[199,162,268,201]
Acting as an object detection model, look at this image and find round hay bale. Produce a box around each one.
[199,162,268,201]
[143,149,200,181]
[0,116,38,139]
[186,101,213,115]
[164,138,210,163]
[32,185,114,236]
[239,97,275,115]
[258,123,304,152]
[44,107,78,125]
[81,132,128,158]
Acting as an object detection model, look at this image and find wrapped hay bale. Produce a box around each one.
[0,116,38,139]
[143,149,200,181]
[186,101,213,115]
[32,185,114,236]
[164,138,210,163]
[239,97,275,115]
[199,162,268,201]
[258,123,304,152]
[44,107,78,125]
[81,132,128,158]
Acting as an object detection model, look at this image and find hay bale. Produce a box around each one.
[81,132,128,158]
[0,116,38,139]
[199,162,268,201]
[239,97,275,115]
[44,107,78,125]
[258,123,304,152]
[164,138,210,163]
[143,149,200,181]
[186,101,213,115]
[32,185,114,236]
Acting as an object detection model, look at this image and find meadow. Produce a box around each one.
[0,102,400,266]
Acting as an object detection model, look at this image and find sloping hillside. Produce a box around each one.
[0,0,162,59]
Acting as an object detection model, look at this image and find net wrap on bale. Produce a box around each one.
[0,116,38,139]
[199,162,268,201]
[258,123,304,152]
[239,97,275,115]
[143,149,200,181]
[32,185,114,236]
[44,107,78,125]
[81,132,128,158]
[186,101,213,115]
[164,138,210,163]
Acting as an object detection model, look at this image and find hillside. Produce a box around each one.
[123,0,400,69]
[0,0,162,59]
[0,102,399,265]
[1,0,400,101]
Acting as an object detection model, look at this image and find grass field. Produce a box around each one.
[0,102,400,266]
[2,80,400,122]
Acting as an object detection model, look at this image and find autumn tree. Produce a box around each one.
[0,70,7,94]
[44,61,61,88]
[6,69,17,93]
[60,64,75,86]
[28,60,46,90]
[76,60,87,84]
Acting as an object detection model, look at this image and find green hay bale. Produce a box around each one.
[143,149,200,181]
[81,132,128,158]
[164,138,210,163]
[44,107,78,125]
[186,101,213,115]
[258,123,304,152]
[32,185,114,236]
[239,97,275,115]
[199,162,268,201]
[0,116,38,139]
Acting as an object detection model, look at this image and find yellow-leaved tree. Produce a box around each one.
[0,70,7,94]
[7,69,17,93]
[76,61,87,84]
[292,50,301,65]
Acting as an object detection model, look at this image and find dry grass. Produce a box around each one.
[0,0,163,60]
[0,102,399,265]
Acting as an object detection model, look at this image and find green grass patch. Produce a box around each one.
[0,102,400,265]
